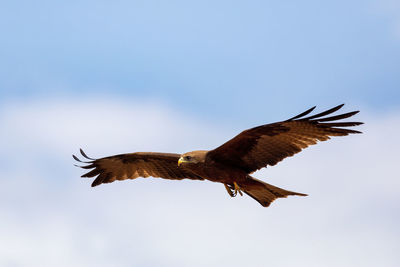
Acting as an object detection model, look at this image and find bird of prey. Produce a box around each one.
[74,104,362,207]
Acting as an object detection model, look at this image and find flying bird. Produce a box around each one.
[74,104,362,207]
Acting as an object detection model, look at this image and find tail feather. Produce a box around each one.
[239,176,307,207]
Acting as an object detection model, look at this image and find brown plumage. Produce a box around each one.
[74,104,363,207]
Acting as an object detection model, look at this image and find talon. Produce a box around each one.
[224,183,236,197]
[233,182,243,196]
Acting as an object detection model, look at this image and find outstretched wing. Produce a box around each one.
[73,149,204,187]
[206,104,363,174]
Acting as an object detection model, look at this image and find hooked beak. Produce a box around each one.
[178,157,183,166]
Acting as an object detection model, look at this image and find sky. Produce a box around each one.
[0,1,399,266]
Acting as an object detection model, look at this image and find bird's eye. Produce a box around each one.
[185,156,192,160]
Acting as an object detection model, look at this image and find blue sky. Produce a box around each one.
[1,0,399,121]
[0,1,399,266]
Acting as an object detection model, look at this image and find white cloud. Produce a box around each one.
[0,98,399,267]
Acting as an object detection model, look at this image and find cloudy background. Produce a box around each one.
[1,1,399,266]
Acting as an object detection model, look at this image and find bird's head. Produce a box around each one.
[178,151,207,166]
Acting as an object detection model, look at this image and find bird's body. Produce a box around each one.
[74,104,362,207]
[180,150,246,184]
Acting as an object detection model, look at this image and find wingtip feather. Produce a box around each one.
[73,153,92,164]
[80,148,95,160]
[302,104,346,120]
[317,110,360,122]
[91,178,103,187]
[286,106,317,121]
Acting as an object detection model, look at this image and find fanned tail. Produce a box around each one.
[239,176,307,207]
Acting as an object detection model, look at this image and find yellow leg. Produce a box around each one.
[224,183,235,197]
[233,182,243,196]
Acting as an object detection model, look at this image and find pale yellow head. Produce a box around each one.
[178,150,207,166]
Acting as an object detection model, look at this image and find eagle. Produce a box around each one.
[74,104,362,207]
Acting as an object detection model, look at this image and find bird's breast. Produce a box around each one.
[185,161,247,184]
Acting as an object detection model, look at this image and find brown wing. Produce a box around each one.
[73,149,204,187]
[206,104,363,174]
